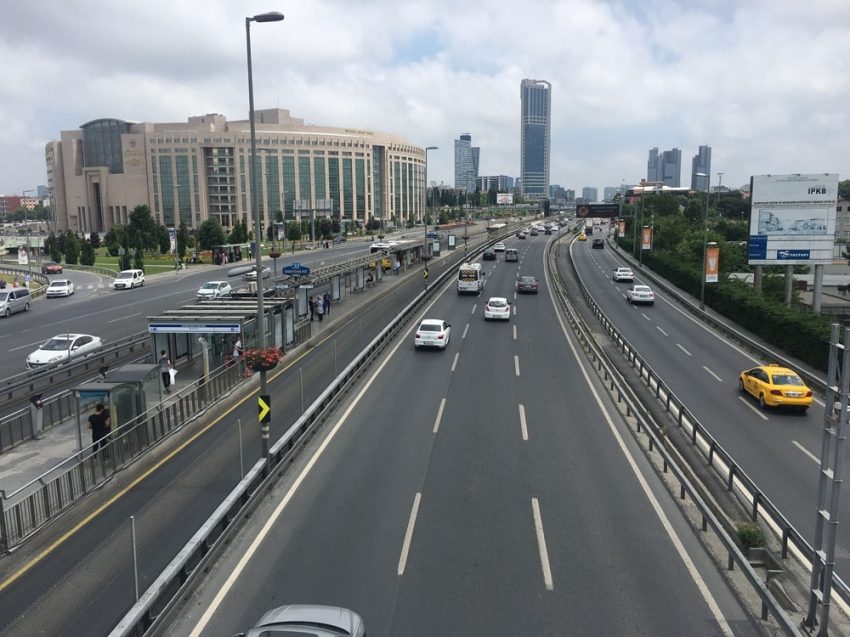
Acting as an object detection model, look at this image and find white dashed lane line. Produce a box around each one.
[676,343,692,356]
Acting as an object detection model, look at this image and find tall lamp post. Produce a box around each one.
[696,172,711,311]
[246,10,284,461]
[423,146,438,257]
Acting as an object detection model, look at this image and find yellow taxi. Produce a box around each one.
[738,364,812,411]
[577,233,587,241]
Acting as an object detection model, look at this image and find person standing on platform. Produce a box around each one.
[87,403,111,459]
[160,349,172,393]
[316,295,324,322]
[323,291,331,317]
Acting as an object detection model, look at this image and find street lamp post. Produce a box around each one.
[246,10,284,461]
[423,146,437,258]
[696,172,711,311]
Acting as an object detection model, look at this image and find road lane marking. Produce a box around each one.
[792,440,819,463]
[108,313,141,323]
[398,493,422,576]
[451,352,459,372]
[656,326,668,336]
[519,404,528,441]
[676,343,692,356]
[531,498,553,590]
[514,355,520,376]
[433,398,446,434]
[462,323,469,339]
[738,396,769,420]
[642,313,651,321]
[703,366,723,382]
[513,325,517,340]
[471,304,477,315]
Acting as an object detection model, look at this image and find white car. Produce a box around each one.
[114,269,145,289]
[46,279,75,298]
[484,297,511,321]
[26,333,103,369]
[243,265,271,281]
[197,281,233,300]
[493,242,506,252]
[613,267,635,282]
[414,319,451,350]
[626,284,655,305]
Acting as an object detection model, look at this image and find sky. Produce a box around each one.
[1,0,849,197]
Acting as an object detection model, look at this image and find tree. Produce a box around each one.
[120,232,132,271]
[228,219,248,244]
[64,230,81,265]
[89,232,101,250]
[128,204,158,253]
[197,218,226,250]
[133,248,144,271]
[157,225,171,254]
[839,179,850,201]
[104,224,127,257]
[48,233,61,262]
[286,221,302,244]
[80,239,96,266]
[176,222,189,261]
[57,231,66,256]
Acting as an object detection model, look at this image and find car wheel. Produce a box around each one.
[414,344,420,350]
[24,302,30,312]
[758,394,767,409]
[627,297,632,304]
[4,308,9,317]
[738,378,745,392]
[649,302,654,306]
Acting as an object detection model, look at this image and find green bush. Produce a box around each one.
[736,522,765,549]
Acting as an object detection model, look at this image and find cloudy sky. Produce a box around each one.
[2,0,848,197]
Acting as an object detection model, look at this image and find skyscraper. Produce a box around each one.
[691,145,712,191]
[647,147,682,187]
[454,133,480,193]
[520,79,551,199]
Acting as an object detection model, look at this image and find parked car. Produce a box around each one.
[592,239,604,249]
[482,249,497,261]
[114,269,145,289]
[46,279,75,298]
[26,333,103,369]
[197,281,232,299]
[613,267,634,282]
[517,276,539,294]
[484,297,511,320]
[41,261,63,274]
[739,364,813,411]
[0,287,30,317]
[414,319,451,350]
[626,284,654,305]
[243,265,271,281]
[235,605,366,637]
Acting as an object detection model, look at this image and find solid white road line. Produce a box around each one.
[108,312,141,323]
[792,440,819,464]
[531,498,554,590]
[451,352,459,372]
[703,366,723,382]
[519,404,528,441]
[738,396,769,420]
[676,343,692,356]
[514,355,520,377]
[433,398,446,434]
[462,323,469,339]
[656,326,668,336]
[398,492,422,575]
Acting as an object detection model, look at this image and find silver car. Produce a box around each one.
[235,604,366,637]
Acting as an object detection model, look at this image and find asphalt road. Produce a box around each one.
[164,231,759,636]
[569,228,849,576]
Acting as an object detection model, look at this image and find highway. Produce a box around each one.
[164,231,760,636]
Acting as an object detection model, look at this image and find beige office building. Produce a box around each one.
[45,108,427,235]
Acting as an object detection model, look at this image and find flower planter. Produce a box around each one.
[252,361,278,372]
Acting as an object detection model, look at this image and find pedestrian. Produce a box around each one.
[0,279,6,289]
[309,296,315,321]
[394,259,401,276]
[316,295,324,322]
[13,275,19,287]
[160,349,172,393]
[87,403,111,459]
[323,291,331,317]
[24,273,30,287]
[233,334,244,362]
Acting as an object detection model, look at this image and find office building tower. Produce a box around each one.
[454,134,480,193]
[520,79,551,198]
[582,187,598,202]
[647,147,682,187]
[691,145,712,191]
[476,175,512,192]
[603,186,619,202]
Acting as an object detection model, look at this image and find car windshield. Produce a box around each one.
[488,299,506,307]
[0,292,7,301]
[201,283,218,289]
[419,324,441,332]
[117,272,134,279]
[771,373,803,386]
[634,286,651,292]
[520,277,535,283]
[48,282,66,287]
[40,338,73,351]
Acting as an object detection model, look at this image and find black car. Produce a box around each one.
[592,239,604,249]
[333,235,347,243]
[482,249,497,261]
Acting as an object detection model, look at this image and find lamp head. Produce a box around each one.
[250,11,284,22]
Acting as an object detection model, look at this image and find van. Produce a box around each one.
[0,287,31,317]
[505,248,519,262]
[114,269,145,290]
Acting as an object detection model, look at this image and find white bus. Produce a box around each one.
[457,262,484,295]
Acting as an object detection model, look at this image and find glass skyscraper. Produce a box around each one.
[647,147,682,187]
[691,145,712,191]
[454,133,480,193]
[520,79,551,199]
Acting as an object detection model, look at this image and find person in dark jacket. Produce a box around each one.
[323,291,331,317]
[87,403,111,459]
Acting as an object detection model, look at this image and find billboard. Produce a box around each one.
[747,173,839,265]
[576,203,618,218]
[706,245,720,283]
[496,193,514,205]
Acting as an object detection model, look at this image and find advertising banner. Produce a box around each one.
[641,227,652,250]
[706,245,720,283]
[496,193,514,205]
[577,203,619,218]
[618,220,625,238]
[748,173,839,265]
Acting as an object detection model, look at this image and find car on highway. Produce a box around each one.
[530,228,539,236]
[113,269,145,289]
[592,239,604,249]
[482,249,497,261]
[333,235,347,243]
[41,261,63,274]
[196,281,232,300]
[426,231,440,239]
[484,296,511,320]
[613,267,634,282]
[738,364,813,411]
[414,318,451,350]
[493,242,506,252]
[236,604,366,637]
[517,276,538,294]
[46,279,75,298]
[626,284,655,305]
[243,265,271,281]
[26,333,103,369]
[577,234,587,241]
[0,287,30,317]
[518,232,527,239]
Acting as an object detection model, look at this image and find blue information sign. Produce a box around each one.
[282,261,311,276]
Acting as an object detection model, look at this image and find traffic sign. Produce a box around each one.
[282,261,311,276]
[258,395,271,423]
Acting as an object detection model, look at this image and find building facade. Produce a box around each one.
[454,134,480,193]
[520,79,551,199]
[647,147,682,187]
[46,109,427,235]
[476,175,512,192]
[691,145,712,191]
[582,187,598,202]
